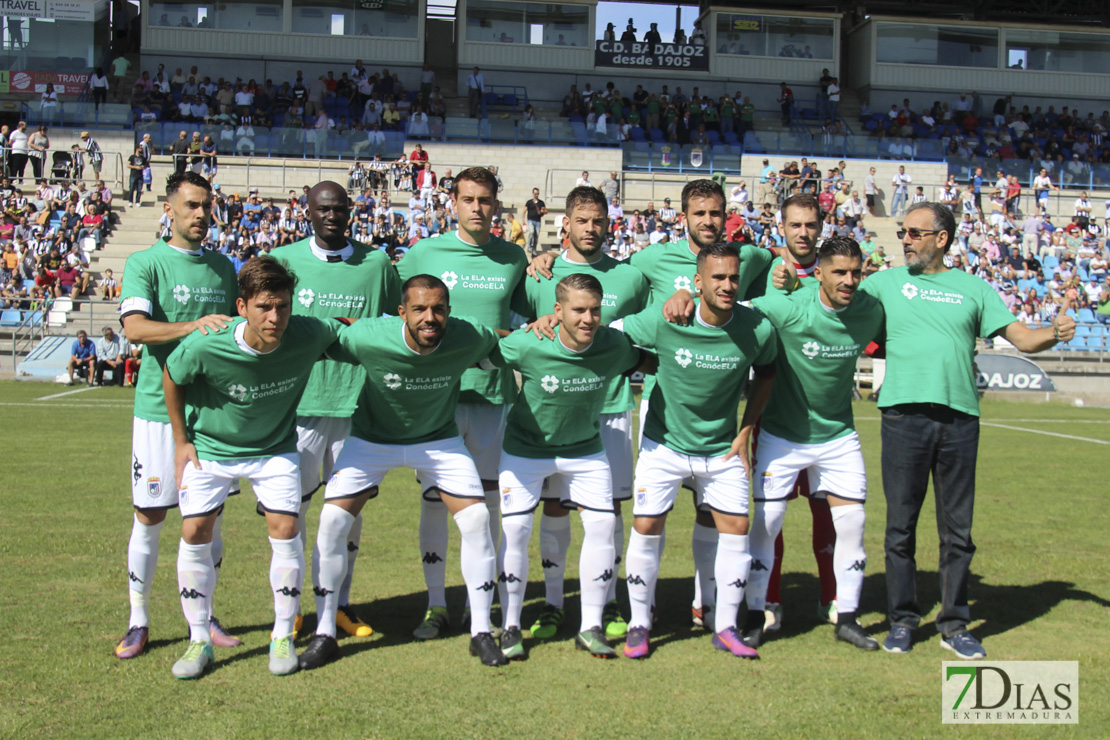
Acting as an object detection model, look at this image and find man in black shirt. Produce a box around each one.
[169,130,189,176]
[524,187,546,256]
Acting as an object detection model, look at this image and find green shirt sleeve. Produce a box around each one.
[620,309,658,349]
[979,284,1019,338]
[749,287,798,330]
[164,332,201,385]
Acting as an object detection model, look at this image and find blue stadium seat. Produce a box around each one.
[1077,308,1096,323]
[707,130,720,144]
[484,92,499,106]
[23,279,35,291]
[569,115,584,123]
[648,128,664,143]
[28,310,43,327]
[502,94,517,108]
[1042,254,1059,270]
[0,309,21,327]
[723,131,739,145]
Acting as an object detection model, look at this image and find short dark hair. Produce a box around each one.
[696,241,740,269]
[451,166,498,198]
[906,201,957,252]
[681,179,725,214]
[166,171,211,199]
[238,256,296,301]
[781,193,823,221]
[817,235,862,263]
[565,186,607,215]
[401,274,449,303]
[555,272,603,303]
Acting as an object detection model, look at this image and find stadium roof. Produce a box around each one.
[703,0,1110,27]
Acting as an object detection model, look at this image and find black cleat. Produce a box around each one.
[835,621,879,651]
[470,631,509,666]
[299,634,340,669]
[741,610,765,649]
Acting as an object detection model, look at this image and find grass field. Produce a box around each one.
[2,379,1108,738]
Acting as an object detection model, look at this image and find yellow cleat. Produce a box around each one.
[336,605,373,637]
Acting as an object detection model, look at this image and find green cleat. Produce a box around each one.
[576,627,617,658]
[172,641,214,680]
[500,626,526,661]
[602,601,628,640]
[269,635,300,676]
[413,606,451,641]
[529,603,565,640]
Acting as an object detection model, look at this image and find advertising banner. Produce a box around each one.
[594,41,709,71]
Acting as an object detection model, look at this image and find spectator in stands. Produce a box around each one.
[67,330,96,385]
[93,325,124,386]
[125,146,146,207]
[96,267,119,301]
[467,67,484,118]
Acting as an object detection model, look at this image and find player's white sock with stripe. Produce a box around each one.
[539,513,571,609]
[606,512,625,603]
[746,501,787,611]
[208,512,224,618]
[419,497,449,609]
[497,514,532,630]
[270,534,304,639]
[454,504,496,636]
[177,540,214,643]
[339,513,362,606]
[625,530,662,630]
[578,510,616,632]
[692,522,718,610]
[127,516,162,628]
[313,505,354,639]
[830,503,866,616]
[713,533,751,633]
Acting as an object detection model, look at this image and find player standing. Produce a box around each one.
[300,275,508,668]
[270,180,399,639]
[743,236,883,651]
[396,167,527,639]
[493,273,644,659]
[163,257,344,678]
[618,243,777,659]
[514,186,648,641]
[115,171,241,659]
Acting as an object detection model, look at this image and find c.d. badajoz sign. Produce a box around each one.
[595,41,709,71]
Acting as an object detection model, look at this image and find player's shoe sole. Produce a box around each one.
[470,632,509,667]
[269,635,300,676]
[602,601,628,640]
[413,607,450,641]
[623,626,651,659]
[499,626,525,661]
[337,605,373,637]
[576,627,617,658]
[713,627,760,659]
[114,625,148,659]
[764,603,782,633]
[299,634,339,670]
[835,621,879,651]
[172,641,214,680]
[529,604,565,640]
[208,616,242,647]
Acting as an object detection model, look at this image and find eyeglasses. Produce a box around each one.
[897,228,941,241]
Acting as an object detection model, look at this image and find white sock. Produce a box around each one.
[625,530,662,630]
[269,534,304,639]
[713,533,751,633]
[177,540,214,643]
[208,512,224,619]
[339,513,362,606]
[455,504,497,636]
[692,522,718,610]
[313,505,354,638]
[419,497,449,609]
[830,503,867,615]
[127,516,162,628]
[578,510,616,632]
[539,513,571,609]
[497,514,533,630]
[746,501,787,610]
[607,512,625,603]
[483,489,501,551]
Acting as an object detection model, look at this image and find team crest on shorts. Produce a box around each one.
[636,487,646,506]
[147,477,162,498]
[502,489,512,507]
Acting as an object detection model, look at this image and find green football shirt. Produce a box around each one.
[491,327,641,459]
[165,316,341,460]
[271,238,400,417]
[119,240,238,424]
[752,283,883,444]
[859,266,1016,416]
[516,251,649,414]
[328,315,501,445]
[396,231,527,405]
[619,303,777,457]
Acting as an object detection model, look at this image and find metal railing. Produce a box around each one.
[3,296,52,371]
[2,145,127,189]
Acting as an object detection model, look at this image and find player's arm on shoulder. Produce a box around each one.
[121,309,232,345]
[662,289,695,325]
[526,250,556,281]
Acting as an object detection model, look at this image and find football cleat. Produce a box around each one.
[269,635,300,676]
[602,601,628,640]
[819,600,838,625]
[576,627,617,658]
[835,621,879,651]
[413,606,450,641]
[740,611,765,649]
[172,641,214,680]
[764,603,782,632]
[299,634,340,670]
[713,626,760,659]
[208,616,242,647]
[499,626,525,661]
[470,632,509,667]
[336,605,373,637]
[114,625,148,659]
[691,605,712,630]
[623,626,651,659]
[529,603,564,640]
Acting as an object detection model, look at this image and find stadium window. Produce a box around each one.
[466,0,589,47]
[1004,29,1110,74]
[150,2,283,32]
[876,22,998,68]
[290,0,418,38]
[714,14,834,60]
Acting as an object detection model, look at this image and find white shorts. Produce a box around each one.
[131,417,178,510]
[327,435,485,502]
[636,400,704,509]
[296,415,351,499]
[544,411,634,502]
[180,452,300,519]
[453,403,508,482]
[753,430,867,503]
[632,437,749,518]
[499,451,613,516]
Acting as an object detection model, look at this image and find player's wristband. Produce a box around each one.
[1053,324,1061,342]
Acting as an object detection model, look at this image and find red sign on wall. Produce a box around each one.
[8,70,90,95]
